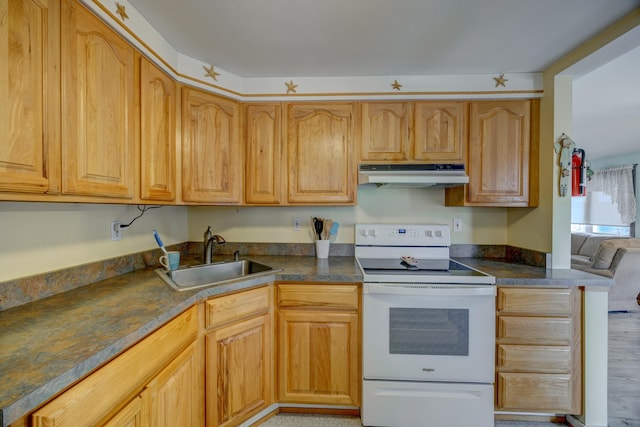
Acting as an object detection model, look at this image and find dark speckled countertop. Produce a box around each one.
[0,255,360,426]
[0,254,611,426]
[454,257,615,287]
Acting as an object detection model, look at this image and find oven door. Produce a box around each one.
[363,282,496,383]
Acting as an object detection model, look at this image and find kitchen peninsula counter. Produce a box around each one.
[455,257,615,287]
[0,254,610,426]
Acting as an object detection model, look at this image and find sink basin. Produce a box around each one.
[156,259,278,291]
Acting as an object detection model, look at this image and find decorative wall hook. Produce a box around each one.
[554,133,576,197]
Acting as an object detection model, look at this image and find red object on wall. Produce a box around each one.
[572,149,586,197]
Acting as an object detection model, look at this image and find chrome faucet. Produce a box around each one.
[203,225,226,264]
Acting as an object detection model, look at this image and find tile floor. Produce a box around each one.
[261,311,640,427]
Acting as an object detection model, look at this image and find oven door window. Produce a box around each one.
[389,308,469,356]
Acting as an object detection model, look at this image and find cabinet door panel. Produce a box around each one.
[207,314,271,426]
[414,101,465,162]
[144,341,202,427]
[139,58,175,201]
[245,103,283,204]
[287,103,355,204]
[498,287,573,315]
[104,396,143,427]
[468,100,530,204]
[498,316,572,345]
[0,0,59,194]
[497,344,572,373]
[181,88,241,203]
[61,1,135,198]
[359,102,410,161]
[497,372,576,413]
[278,310,359,405]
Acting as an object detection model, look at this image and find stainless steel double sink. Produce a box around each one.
[156,258,279,291]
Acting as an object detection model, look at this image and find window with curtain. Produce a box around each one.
[571,164,637,236]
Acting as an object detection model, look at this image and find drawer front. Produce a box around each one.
[498,287,573,315]
[277,284,359,310]
[497,372,573,413]
[497,344,572,373]
[205,286,271,329]
[498,316,572,345]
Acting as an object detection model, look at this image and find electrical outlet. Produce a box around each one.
[452,218,463,232]
[111,221,122,241]
[292,217,302,231]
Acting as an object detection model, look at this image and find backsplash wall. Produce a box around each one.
[189,186,508,245]
[0,202,189,282]
[1,187,508,282]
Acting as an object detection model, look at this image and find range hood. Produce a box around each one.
[358,163,469,188]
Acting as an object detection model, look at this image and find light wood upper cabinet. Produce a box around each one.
[287,103,356,204]
[446,99,539,207]
[138,57,176,202]
[276,283,360,406]
[359,102,411,161]
[413,101,465,162]
[358,101,465,163]
[245,103,283,205]
[0,0,60,195]
[60,0,135,198]
[181,87,242,204]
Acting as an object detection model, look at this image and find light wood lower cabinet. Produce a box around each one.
[496,287,582,415]
[276,283,360,406]
[204,286,273,427]
[31,307,201,427]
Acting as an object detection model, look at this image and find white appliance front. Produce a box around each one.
[363,283,496,383]
[362,380,494,427]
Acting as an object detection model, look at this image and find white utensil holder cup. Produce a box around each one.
[315,240,330,259]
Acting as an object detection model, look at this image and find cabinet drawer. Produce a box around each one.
[497,372,574,413]
[497,344,571,373]
[498,316,572,344]
[498,287,573,315]
[205,286,271,329]
[277,284,359,310]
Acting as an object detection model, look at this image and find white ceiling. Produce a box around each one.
[127,0,640,158]
[573,46,640,160]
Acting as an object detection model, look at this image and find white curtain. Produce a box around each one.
[588,165,637,225]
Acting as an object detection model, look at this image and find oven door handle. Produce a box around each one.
[363,283,496,297]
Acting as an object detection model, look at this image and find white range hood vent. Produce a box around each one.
[358,164,469,188]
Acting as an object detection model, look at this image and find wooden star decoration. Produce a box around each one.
[285,80,298,94]
[203,65,220,81]
[391,80,402,91]
[493,73,508,87]
[115,2,129,20]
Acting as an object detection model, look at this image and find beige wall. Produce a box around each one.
[188,186,507,245]
[0,202,188,282]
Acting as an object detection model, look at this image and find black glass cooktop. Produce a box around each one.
[358,258,487,277]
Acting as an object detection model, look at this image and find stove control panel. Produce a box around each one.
[355,224,451,247]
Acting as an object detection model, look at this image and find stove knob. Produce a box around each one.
[426,230,433,237]
[435,230,442,238]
